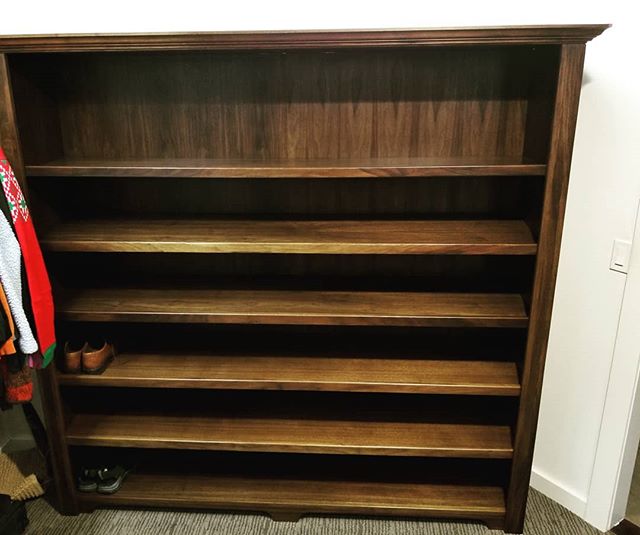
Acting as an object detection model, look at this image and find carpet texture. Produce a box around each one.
[23,488,612,535]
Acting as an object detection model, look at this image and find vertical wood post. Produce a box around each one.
[38,366,79,514]
[0,54,27,193]
[505,43,587,533]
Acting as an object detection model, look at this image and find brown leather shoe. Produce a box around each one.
[63,342,87,374]
[82,341,115,375]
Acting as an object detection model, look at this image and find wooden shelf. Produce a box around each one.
[57,352,521,396]
[41,219,537,255]
[65,408,513,458]
[57,288,529,327]
[76,471,506,521]
[25,157,547,179]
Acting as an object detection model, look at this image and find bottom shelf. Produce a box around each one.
[72,450,507,524]
[77,471,505,521]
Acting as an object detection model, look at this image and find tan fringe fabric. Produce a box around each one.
[0,449,45,501]
[9,473,43,501]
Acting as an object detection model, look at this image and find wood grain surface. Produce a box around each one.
[65,410,513,458]
[0,54,28,192]
[26,157,547,178]
[57,352,521,396]
[505,44,588,532]
[77,471,506,521]
[0,25,608,53]
[57,288,529,327]
[15,48,536,163]
[41,219,537,255]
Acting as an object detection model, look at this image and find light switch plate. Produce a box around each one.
[610,239,632,274]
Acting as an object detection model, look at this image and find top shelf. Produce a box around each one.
[25,157,547,179]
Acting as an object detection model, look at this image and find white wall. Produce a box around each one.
[0,0,636,529]
[0,404,33,451]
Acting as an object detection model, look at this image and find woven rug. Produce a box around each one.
[0,449,46,501]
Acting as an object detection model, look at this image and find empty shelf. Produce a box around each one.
[41,219,537,255]
[65,410,514,458]
[26,157,546,178]
[57,288,529,327]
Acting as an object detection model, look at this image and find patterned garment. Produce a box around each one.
[0,209,38,354]
[0,148,56,367]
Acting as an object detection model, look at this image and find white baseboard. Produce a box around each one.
[0,436,36,453]
[530,468,588,518]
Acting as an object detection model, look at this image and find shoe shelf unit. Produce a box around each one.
[0,25,607,534]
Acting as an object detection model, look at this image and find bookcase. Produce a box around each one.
[0,25,607,534]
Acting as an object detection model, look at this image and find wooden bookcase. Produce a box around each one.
[0,25,607,533]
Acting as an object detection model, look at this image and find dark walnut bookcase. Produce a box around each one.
[0,25,607,533]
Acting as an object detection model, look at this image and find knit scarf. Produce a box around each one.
[0,210,38,355]
[0,148,56,367]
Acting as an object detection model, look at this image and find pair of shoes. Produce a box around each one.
[63,341,116,375]
[77,465,131,494]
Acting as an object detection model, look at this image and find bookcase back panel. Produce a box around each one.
[55,323,527,360]
[29,176,544,221]
[67,447,512,488]
[61,385,518,416]
[11,45,557,164]
[46,252,535,294]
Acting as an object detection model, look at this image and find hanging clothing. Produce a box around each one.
[0,179,35,360]
[0,283,16,356]
[0,288,12,349]
[0,354,32,404]
[0,149,56,367]
[0,210,38,355]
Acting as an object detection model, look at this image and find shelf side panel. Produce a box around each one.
[505,43,588,533]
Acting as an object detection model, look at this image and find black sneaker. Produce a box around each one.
[77,468,99,492]
[96,465,131,494]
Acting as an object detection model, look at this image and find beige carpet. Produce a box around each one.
[23,488,613,535]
